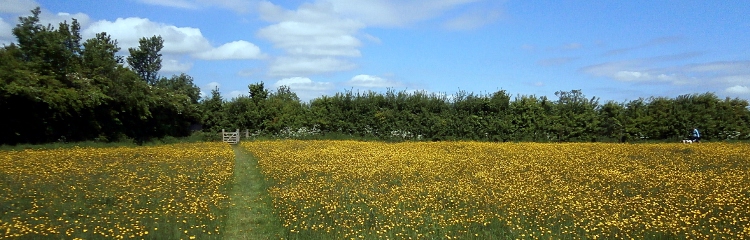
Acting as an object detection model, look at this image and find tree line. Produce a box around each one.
[1,8,201,144]
[208,86,750,142]
[2,8,749,145]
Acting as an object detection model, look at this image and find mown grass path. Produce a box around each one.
[225,146,284,239]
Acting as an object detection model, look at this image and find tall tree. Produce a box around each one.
[82,32,122,79]
[249,82,269,103]
[201,87,227,133]
[598,101,625,142]
[552,90,599,141]
[622,99,650,141]
[265,85,305,133]
[127,35,163,85]
[147,74,203,137]
[12,7,43,63]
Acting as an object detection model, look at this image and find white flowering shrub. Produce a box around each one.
[277,126,322,139]
[719,131,741,140]
[390,130,413,139]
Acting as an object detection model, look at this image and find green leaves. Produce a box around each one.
[1,8,202,144]
[126,36,164,85]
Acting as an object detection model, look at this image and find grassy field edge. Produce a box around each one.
[225,146,285,239]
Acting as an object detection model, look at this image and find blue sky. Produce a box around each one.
[1,0,749,103]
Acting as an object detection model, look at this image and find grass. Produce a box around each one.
[224,146,286,239]
[0,141,291,239]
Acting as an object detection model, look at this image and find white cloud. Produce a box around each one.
[257,1,365,77]
[84,17,264,61]
[268,56,356,77]
[256,0,501,77]
[345,74,402,88]
[136,0,252,12]
[40,11,91,28]
[611,71,681,83]
[194,41,265,60]
[4,7,92,33]
[258,1,337,22]
[324,0,481,27]
[0,0,39,14]
[443,9,502,30]
[274,77,335,91]
[160,59,193,73]
[584,60,750,84]
[258,20,363,57]
[273,77,335,101]
[1,9,92,45]
[613,71,650,81]
[228,90,246,99]
[725,85,750,94]
[582,58,750,96]
[83,17,212,54]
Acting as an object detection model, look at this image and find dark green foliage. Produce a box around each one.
[598,101,625,142]
[1,8,203,145]
[200,87,228,133]
[214,84,750,143]
[126,35,164,85]
[249,82,269,102]
[551,90,600,142]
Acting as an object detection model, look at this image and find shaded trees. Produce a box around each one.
[0,8,202,145]
[597,101,625,141]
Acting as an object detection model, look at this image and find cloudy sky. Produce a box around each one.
[1,0,749,102]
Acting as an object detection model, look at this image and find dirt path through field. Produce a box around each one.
[224,146,283,239]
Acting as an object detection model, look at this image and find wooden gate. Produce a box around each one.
[222,129,240,144]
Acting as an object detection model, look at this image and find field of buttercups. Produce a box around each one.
[2,140,749,239]
[0,143,234,239]
[245,141,750,239]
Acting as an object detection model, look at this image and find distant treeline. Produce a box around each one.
[207,86,750,142]
[2,8,749,145]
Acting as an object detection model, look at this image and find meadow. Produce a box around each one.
[245,141,750,239]
[2,140,749,239]
[0,142,234,239]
